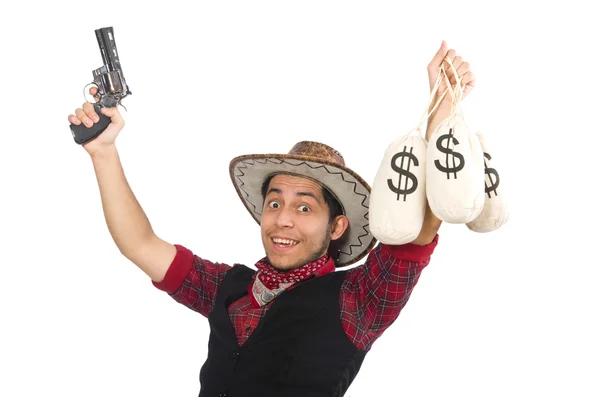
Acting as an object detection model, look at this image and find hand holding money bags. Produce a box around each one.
[425,60,485,223]
[370,55,508,243]
[369,67,449,244]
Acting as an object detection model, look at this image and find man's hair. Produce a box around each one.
[260,174,344,224]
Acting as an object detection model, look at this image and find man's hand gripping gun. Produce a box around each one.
[69,26,132,145]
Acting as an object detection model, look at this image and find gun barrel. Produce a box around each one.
[95,27,122,72]
[94,26,132,98]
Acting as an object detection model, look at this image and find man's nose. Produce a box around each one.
[275,207,294,228]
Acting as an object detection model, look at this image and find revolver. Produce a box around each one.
[70,26,132,145]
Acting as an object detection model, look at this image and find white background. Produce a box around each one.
[1,1,598,396]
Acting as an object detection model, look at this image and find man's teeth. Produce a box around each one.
[273,238,298,246]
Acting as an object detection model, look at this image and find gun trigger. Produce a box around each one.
[118,99,128,112]
[83,82,100,103]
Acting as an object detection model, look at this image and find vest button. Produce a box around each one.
[232,350,240,359]
[218,393,228,397]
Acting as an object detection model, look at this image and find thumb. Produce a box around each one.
[100,106,124,125]
[429,40,448,68]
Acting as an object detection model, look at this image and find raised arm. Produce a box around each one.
[68,92,231,316]
[89,145,176,282]
[68,90,176,283]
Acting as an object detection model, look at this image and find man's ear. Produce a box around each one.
[330,215,349,241]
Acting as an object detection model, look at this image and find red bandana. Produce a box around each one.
[256,255,329,289]
[249,254,333,307]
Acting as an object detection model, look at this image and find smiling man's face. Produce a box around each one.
[260,174,346,271]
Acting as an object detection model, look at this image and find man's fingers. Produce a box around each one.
[452,56,464,72]
[75,108,94,128]
[456,61,469,77]
[459,71,476,97]
[463,82,475,98]
[449,70,474,90]
[433,47,475,99]
[460,72,476,89]
[100,106,125,127]
[443,50,457,77]
[88,86,100,103]
[101,107,117,117]
[443,50,457,75]
[82,102,99,122]
[428,40,448,69]
[449,60,469,84]
[68,114,81,125]
[459,70,474,85]
[444,49,457,64]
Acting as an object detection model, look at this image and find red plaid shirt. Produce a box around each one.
[152,236,438,351]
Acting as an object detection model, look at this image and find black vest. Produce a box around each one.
[198,264,368,397]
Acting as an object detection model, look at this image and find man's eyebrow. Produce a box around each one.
[266,187,282,196]
[296,191,320,202]
[266,188,321,203]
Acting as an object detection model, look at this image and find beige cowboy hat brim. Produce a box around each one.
[229,143,377,267]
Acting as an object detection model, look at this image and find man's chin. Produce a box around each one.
[266,254,301,272]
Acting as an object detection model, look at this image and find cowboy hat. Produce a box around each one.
[229,141,377,267]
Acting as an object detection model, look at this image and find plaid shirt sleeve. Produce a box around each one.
[340,234,439,351]
[151,244,232,317]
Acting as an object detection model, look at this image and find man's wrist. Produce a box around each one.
[88,144,118,161]
[426,98,452,141]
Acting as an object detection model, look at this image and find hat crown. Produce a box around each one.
[289,141,345,167]
[229,140,376,267]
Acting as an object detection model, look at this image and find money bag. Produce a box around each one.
[426,61,485,224]
[369,132,428,244]
[369,68,449,244]
[466,130,509,232]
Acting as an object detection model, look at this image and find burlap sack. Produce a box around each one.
[425,60,485,224]
[466,130,510,232]
[369,68,449,244]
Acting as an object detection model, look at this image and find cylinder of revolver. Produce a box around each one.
[94,27,132,100]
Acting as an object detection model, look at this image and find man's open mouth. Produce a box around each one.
[272,237,299,250]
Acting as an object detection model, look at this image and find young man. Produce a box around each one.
[68,41,475,396]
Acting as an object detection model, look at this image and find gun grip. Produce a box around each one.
[69,103,112,145]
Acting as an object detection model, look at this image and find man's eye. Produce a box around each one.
[299,205,310,212]
[268,201,280,209]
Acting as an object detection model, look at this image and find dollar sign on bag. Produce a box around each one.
[434,128,464,179]
[483,152,499,198]
[387,146,419,201]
